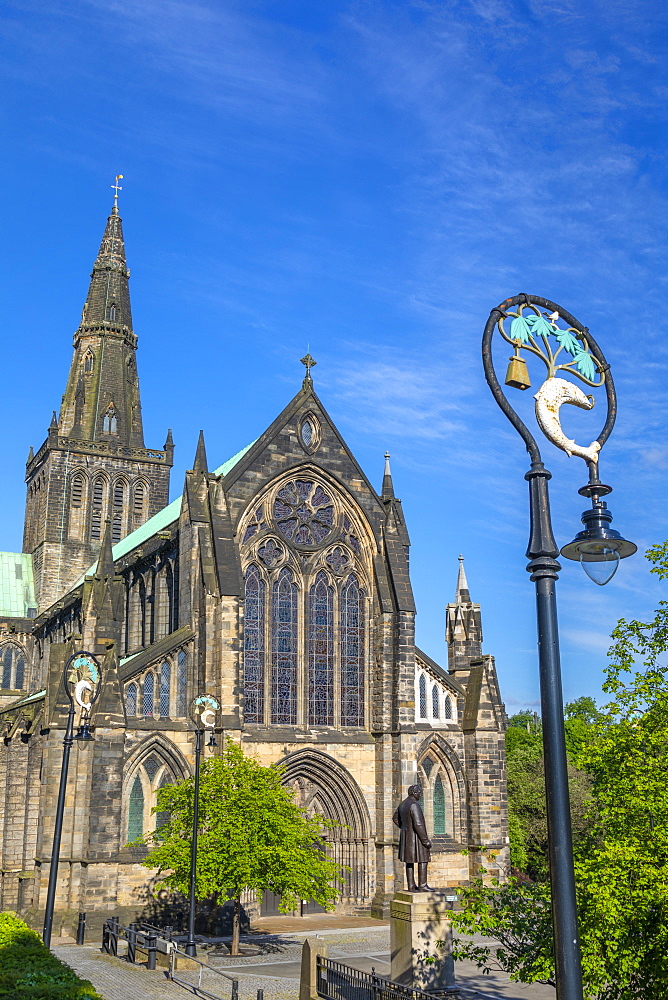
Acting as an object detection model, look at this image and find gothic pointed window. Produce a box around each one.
[71,474,85,508]
[244,564,265,724]
[309,570,334,725]
[126,682,137,717]
[176,651,188,717]
[112,479,126,543]
[340,574,365,727]
[108,304,118,321]
[432,684,440,719]
[444,695,453,720]
[433,774,446,834]
[1,644,27,691]
[127,776,144,842]
[90,475,107,540]
[83,350,94,374]
[102,403,117,435]
[159,661,171,718]
[155,772,173,837]
[419,674,427,719]
[133,481,147,528]
[271,567,298,724]
[142,672,155,717]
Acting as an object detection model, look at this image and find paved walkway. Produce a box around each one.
[55,927,556,1000]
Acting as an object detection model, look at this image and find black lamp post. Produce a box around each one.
[184,693,221,958]
[42,651,101,949]
[482,294,635,1000]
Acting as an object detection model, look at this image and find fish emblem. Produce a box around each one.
[534,377,601,464]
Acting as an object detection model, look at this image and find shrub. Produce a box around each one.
[0,912,102,999]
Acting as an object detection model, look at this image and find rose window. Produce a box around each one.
[273,480,334,545]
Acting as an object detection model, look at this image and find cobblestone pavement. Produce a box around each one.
[55,927,556,1000]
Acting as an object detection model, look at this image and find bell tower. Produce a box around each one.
[23,191,174,611]
[445,555,483,679]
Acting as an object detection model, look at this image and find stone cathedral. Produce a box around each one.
[0,197,508,933]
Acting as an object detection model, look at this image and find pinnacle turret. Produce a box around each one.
[193,430,208,474]
[455,554,471,602]
[381,451,395,500]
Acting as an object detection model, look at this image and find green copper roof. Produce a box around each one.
[83,440,255,577]
[0,552,36,618]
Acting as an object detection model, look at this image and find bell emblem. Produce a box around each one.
[505,352,531,390]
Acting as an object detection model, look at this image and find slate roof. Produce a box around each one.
[0,552,37,618]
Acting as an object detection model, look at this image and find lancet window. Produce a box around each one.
[125,751,182,844]
[241,477,368,729]
[1,643,26,691]
[418,750,455,839]
[124,648,190,720]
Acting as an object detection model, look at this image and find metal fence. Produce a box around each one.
[316,957,460,1000]
[168,946,240,1000]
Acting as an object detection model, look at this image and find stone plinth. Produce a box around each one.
[390,891,458,995]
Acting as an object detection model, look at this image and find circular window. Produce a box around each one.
[274,480,335,545]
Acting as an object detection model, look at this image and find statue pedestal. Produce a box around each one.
[390,891,459,995]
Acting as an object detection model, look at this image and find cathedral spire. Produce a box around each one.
[193,430,208,473]
[381,451,395,499]
[96,518,115,582]
[57,194,144,447]
[455,554,471,602]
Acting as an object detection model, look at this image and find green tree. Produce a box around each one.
[452,544,668,998]
[139,740,344,954]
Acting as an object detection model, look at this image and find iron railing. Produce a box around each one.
[168,946,240,1000]
[316,957,459,1000]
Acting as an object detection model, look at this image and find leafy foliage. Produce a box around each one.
[572,350,597,381]
[525,313,554,340]
[451,544,668,998]
[510,314,531,343]
[0,912,102,999]
[140,740,343,944]
[552,326,581,356]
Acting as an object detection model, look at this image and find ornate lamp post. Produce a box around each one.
[482,294,636,1000]
[185,693,221,958]
[43,651,101,949]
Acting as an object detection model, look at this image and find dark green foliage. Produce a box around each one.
[0,912,102,999]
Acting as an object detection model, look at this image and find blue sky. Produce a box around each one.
[1,0,667,711]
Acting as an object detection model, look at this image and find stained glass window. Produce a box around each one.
[340,574,364,727]
[1,645,25,690]
[143,755,160,781]
[432,684,440,718]
[419,675,427,719]
[143,673,154,717]
[126,682,137,717]
[301,420,313,447]
[271,567,298,724]
[343,515,361,554]
[309,571,334,725]
[258,538,281,568]
[433,774,446,834]
[244,564,265,723]
[326,546,349,574]
[127,776,144,842]
[176,651,188,717]
[422,756,434,778]
[159,661,171,717]
[444,695,453,720]
[274,480,334,546]
[243,505,268,543]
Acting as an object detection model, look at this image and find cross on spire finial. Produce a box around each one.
[300,352,317,385]
[111,174,124,208]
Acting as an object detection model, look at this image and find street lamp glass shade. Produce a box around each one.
[579,544,620,586]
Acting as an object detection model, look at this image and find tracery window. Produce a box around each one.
[309,571,334,725]
[109,304,118,321]
[340,574,365,727]
[126,682,137,717]
[418,752,453,838]
[176,650,188,716]
[126,753,181,844]
[102,404,117,435]
[127,776,144,842]
[83,350,94,374]
[271,567,298,724]
[143,673,154,717]
[1,644,26,691]
[159,661,171,718]
[244,564,265,724]
[419,674,427,719]
[274,480,334,545]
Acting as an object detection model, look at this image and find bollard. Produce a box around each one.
[147,931,157,971]
[101,920,108,954]
[127,922,137,964]
[232,981,239,1000]
[257,990,264,1000]
[76,912,86,945]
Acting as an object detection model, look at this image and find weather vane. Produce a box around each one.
[111,174,124,208]
[300,352,317,381]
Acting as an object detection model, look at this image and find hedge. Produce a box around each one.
[0,912,103,999]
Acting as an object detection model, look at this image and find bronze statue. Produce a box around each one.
[393,784,433,892]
